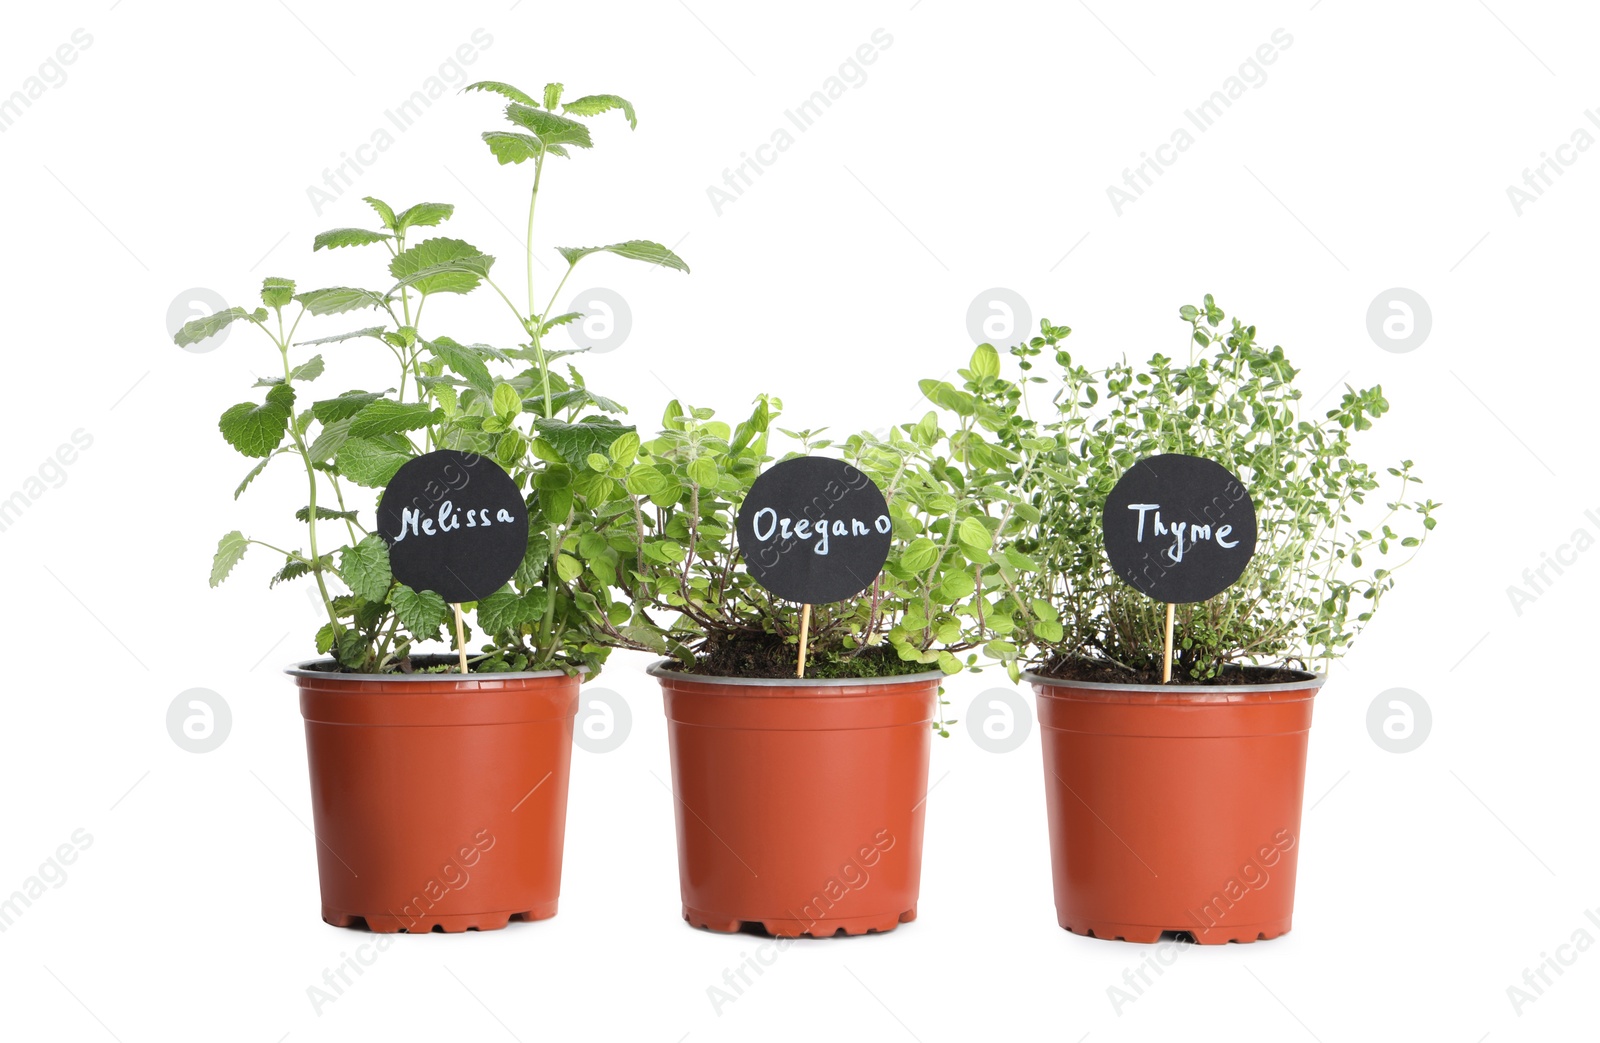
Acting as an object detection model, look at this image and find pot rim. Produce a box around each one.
[1022,667,1325,695]
[285,657,585,682]
[646,658,944,688]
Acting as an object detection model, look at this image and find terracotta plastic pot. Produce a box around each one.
[288,660,579,932]
[1028,670,1324,944]
[651,662,941,937]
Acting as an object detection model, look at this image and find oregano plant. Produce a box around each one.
[182,80,687,674]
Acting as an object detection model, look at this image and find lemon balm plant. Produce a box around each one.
[176,80,687,935]
[181,80,686,675]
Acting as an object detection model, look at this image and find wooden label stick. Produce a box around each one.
[1161,601,1175,684]
[796,603,812,678]
[453,602,469,675]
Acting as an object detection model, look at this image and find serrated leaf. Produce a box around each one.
[210,531,248,587]
[339,534,392,602]
[261,277,295,308]
[394,202,454,231]
[391,583,448,635]
[539,311,583,335]
[562,94,636,128]
[174,306,252,348]
[349,400,442,438]
[363,196,397,230]
[543,82,563,110]
[234,455,274,499]
[504,103,592,149]
[336,437,410,488]
[295,326,388,348]
[481,130,544,165]
[311,390,390,423]
[219,384,294,458]
[389,238,494,296]
[290,355,325,382]
[555,240,688,273]
[306,417,353,463]
[533,417,633,468]
[461,80,539,106]
[476,586,535,634]
[270,556,317,588]
[294,287,388,316]
[313,228,393,251]
[295,505,359,523]
[427,337,494,396]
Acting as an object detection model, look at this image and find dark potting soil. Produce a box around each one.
[682,632,939,680]
[297,655,557,676]
[1036,656,1311,687]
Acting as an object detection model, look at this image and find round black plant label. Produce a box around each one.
[376,449,528,604]
[1101,453,1257,604]
[735,456,892,605]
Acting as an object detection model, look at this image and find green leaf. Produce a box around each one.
[295,326,388,348]
[476,586,536,634]
[290,355,325,382]
[261,277,295,308]
[391,583,448,635]
[219,385,294,458]
[395,202,454,231]
[294,287,388,316]
[903,537,939,573]
[533,417,633,468]
[492,382,522,420]
[461,80,539,106]
[543,82,563,110]
[504,103,593,149]
[174,306,252,348]
[389,238,494,296]
[937,570,977,600]
[957,516,992,551]
[295,505,359,523]
[608,430,640,463]
[539,311,584,335]
[336,437,410,488]
[555,240,688,273]
[363,196,397,230]
[339,534,392,602]
[313,228,393,251]
[209,531,248,587]
[427,337,495,396]
[306,417,353,463]
[555,552,582,583]
[687,456,718,488]
[969,343,1001,379]
[495,430,527,468]
[235,455,276,498]
[312,390,391,423]
[481,130,544,165]
[349,400,442,438]
[562,93,637,128]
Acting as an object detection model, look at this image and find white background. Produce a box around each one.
[1,0,1596,1040]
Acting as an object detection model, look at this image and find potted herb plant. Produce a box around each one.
[966,297,1438,943]
[180,81,687,932]
[585,384,1028,935]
